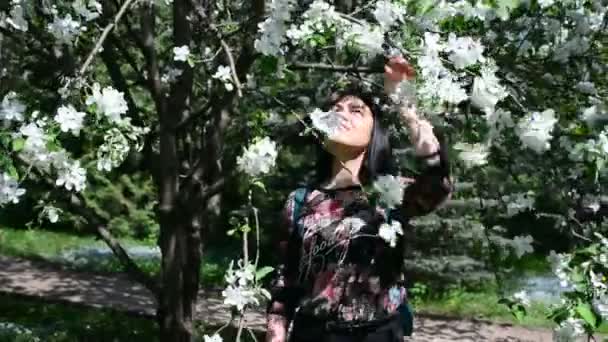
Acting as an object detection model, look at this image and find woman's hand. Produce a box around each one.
[383,56,415,92]
[384,56,418,124]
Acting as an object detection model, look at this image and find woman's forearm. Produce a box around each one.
[266,313,288,342]
[405,117,440,163]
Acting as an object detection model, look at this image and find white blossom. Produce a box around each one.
[96,128,130,171]
[212,65,234,91]
[513,290,531,306]
[85,83,128,123]
[422,75,468,105]
[373,175,404,209]
[236,137,278,177]
[538,0,555,9]
[511,235,534,258]
[47,13,83,45]
[516,109,557,153]
[55,160,87,192]
[453,142,489,167]
[43,205,60,223]
[222,285,259,311]
[342,217,367,234]
[173,45,190,62]
[575,81,596,94]
[54,105,86,136]
[581,105,607,127]
[286,0,342,43]
[222,260,264,311]
[161,67,183,83]
[486,108,514,139]
[254,0,296,56]
[553,318,585,342]
[347,24,385,60]
[373,1,406,29]
[422,32,444,54]
[445,34,485,69]
[378,220,403,248]
[593,295,608,321]
[502,192,535,217]
[309,109,342,138]
[0,173,26,205]
[3,1,28,31]
[20,122,46,151]
[0,92,26,122]
[203,334,223,342]
[548,250,572,288]
[72,0,102,21]
[471,64,508,114]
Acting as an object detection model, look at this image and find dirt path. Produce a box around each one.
[0,255,555,341]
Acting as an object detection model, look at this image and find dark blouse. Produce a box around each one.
[268,153,453,323]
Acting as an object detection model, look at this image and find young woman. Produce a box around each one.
[266,57,454,342]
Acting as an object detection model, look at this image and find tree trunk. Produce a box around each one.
[157,210,202,342]
[154,0,199,340]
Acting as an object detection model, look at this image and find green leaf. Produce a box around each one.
[513,305,527,322]
[255,266,274,281]
[252,180,267,193]
[227,228,236,236]
[240,224,251,233]
[12,138,25,152]
[576,303,597,328]
[571,267,585,283]
[7,164,18,179]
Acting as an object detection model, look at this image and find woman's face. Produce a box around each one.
[326,95,374,152]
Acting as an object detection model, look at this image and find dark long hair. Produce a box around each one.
[315,85,394,186]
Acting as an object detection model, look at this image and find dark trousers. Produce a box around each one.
[290,314,403,342]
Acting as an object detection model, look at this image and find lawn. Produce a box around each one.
[0,227,228,286]
[2,226,606,336]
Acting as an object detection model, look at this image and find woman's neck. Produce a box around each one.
[323,151,366,189]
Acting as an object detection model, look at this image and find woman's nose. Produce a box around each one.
[336,111,353,130]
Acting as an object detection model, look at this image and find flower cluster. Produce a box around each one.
[254,0,296,56]
[373,175,404,209]
[212,65,234,92]
[236,137,278,177]
[86,83,129,124]
[309,108,342,138]
[222,260,270,312]
[453,142,489,168]
[378,220,403,248]
[0,173,26,206]
[516,109,558,154]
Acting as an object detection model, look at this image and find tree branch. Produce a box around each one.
[288,62,379,73]
[79,0,139,76]
[66,193,160,296]
[220,39,243,97]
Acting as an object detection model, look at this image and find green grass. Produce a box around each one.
[0,227,229,287]
[0,294,158,342]
[411,284,608,334]
[0,227,154,260]
[0,294,263,342]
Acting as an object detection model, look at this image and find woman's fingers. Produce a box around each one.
[336,112,353,131]
[385,56,416,81]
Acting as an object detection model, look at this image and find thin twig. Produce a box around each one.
[253,206,261,269]
[246,328,259,342]
[235,315,245,342]
[220,39,244,97]
[79,0,139,76]
[288,62,378,73]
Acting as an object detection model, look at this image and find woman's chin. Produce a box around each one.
[325,137,367,153]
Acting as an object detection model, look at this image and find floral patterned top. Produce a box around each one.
[268,120,454,324]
